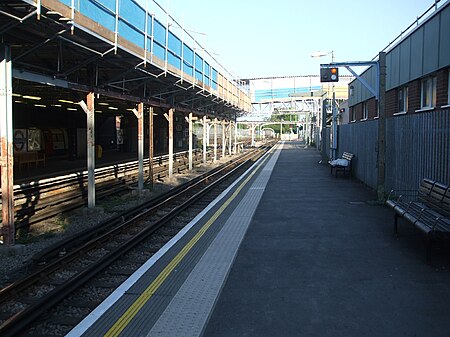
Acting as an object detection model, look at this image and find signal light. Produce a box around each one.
[320,67,339,82]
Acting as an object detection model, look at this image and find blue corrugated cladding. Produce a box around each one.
[195,54,203,82]
[168,31,182,69]
[118,1,145,48]
[119,0,145,27]
[183,45,194,77]
[212,68,218,90]
[80,0,115,32]
[59,0,221,87]
[153,18,166,61]
[254,86,321,102]
[204,61,211,86]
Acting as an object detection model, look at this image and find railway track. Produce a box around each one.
[2,149,208,232]
[0,143,274,337]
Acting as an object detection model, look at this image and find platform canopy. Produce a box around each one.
[0,0,251,118]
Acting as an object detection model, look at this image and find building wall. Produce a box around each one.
[348,2,450,120]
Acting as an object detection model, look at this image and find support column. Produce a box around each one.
[251,122,255,147]
[79,92,96,208]
[202,115,207,164]
[213,118,218,162]
[0,45,14,245]
[186,113,193,170]
[148,106,154,188]
[234,120,237,154]
[377,52,387,202]
[184,112,197,171]
[133,103,144,190]
[228,121,232,155]
[221,120,226,158]
[321,99,328,163]
[164,108,174,178]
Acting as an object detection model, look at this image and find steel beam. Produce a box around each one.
[0,45,14,245]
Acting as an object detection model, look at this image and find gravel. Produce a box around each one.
[0,159,230,288]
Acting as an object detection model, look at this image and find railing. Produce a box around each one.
[337,108,450,192]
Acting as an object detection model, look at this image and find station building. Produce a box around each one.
[348,1,450,121]
[339,1,450,194]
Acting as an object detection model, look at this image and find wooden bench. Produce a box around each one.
[329,152,354,176]
[16,151,46,169]
[386,178,450,261]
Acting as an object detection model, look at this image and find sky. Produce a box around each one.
[156,0,439,79]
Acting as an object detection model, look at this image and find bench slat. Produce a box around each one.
[387,178,450,261]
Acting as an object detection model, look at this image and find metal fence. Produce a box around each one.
[337,108,450,193]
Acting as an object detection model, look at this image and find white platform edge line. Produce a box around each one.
[65,142,282,337]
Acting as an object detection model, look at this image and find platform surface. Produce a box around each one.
[68,141,450,337]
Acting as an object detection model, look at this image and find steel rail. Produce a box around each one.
[0,145,272,337]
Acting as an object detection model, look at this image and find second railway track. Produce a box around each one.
[0,143,274,337]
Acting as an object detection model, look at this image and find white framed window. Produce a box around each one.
[351,107,356,122]
[420,76,437,109]
[398,86,408,113]
[361,101,368,120]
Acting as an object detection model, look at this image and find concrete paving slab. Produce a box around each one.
[203,141,450,337]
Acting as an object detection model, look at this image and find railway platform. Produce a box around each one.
[67,141,450,337]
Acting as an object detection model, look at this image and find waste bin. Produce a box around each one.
[95,145,103,159]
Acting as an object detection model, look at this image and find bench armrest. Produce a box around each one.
[387,189,418,202]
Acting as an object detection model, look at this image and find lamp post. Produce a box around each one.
[311,50,337,160]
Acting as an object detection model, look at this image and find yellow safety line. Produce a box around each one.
[103,151,271,337]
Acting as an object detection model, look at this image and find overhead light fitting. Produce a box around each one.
[23,95,42,100]
[58,99,75,104]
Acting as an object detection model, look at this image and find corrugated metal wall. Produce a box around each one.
[337,108,450,192]
[338,120,378,189]
[348,2,450,107]
[385,108,450,191]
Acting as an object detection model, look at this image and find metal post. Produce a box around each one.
[79,92,96,208]
[321,99,328,163]
[188,112,193,170]
[331,90,337,160]
[228,121,232,155]
[251,123,255,146]
[148,106,154,188]
[234,120,237,153]
[133,103,144,190]
[167,108,174,178]
[377,52,387,202]
[202,115,207,164]
[0,45,14,245]
[221,120,226,158]
[213,118,217,162]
